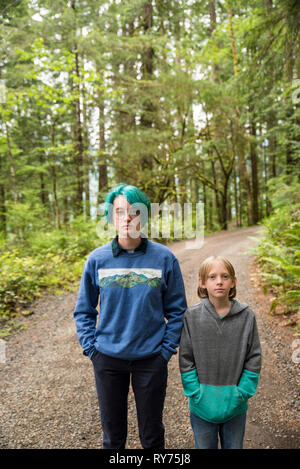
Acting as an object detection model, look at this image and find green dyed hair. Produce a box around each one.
[104,183,150,226]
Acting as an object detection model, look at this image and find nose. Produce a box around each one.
[125,211,131,222]
[216,276,223,284]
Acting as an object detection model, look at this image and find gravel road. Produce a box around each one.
[0,226,299,449]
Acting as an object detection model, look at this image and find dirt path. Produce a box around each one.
[0,226,299,449]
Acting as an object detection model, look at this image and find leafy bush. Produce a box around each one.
[0,216,109,321]
[255,175,300,330]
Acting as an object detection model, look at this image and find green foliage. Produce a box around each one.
[255,176,300,329]
[6,197,47,240]
[1,0,300,330]
[0,217,109,321]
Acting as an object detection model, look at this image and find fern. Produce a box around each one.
[254,176,300,328]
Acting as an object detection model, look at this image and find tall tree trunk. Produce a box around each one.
[227,187,232,223]
[63,196,69,224]
[82,73,90,218]
[226,3,238,76]
[295,41,300,182]
[283,11,296,178]
[38,113,49,208]
[249,111,259,224]
[226,4,256,225]
[220,169,232,230]
[209,0,216,34]
[140,2,154,174]
[264,0,277,179]
[263,143,271,217]
[112,19,137,186]
[208,0,225,228]
[51,121,61,229]
[209,0,220,83]
[233,164,240,227]
[4,121,17,204]
[71,0,84,214]
[211,160,221,225]
[39,151,48,207]
[0,154,6,234]
[202,183,208,230]
[265,0,273,10]
[267,110,277,178]
[237,150,254,225]
[98,101,108,207]
[221,184,228,230]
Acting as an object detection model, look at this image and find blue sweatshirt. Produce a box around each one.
[73,236,187,362]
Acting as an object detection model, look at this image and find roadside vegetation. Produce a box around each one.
[254,176,300,333]
[0,215,108,336]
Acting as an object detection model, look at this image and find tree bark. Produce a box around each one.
[4,120,17,204]
[0,154,6,234]
[51,121,61,229]
[233,164,240,227]
[81,74,90,217]
[98,101,108,207]
[211,160,221,224]
[39,151,48,207]
[249,112,259,224]
[140,2,154,173]
[238,150,254,225]
[226,3,238,76]
[209,0,220,83]
[71,0,84,214]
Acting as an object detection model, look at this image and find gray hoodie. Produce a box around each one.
[179,298,262,423]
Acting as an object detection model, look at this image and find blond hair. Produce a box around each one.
[197,256,236,299]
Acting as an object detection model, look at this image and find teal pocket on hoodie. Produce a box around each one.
[189,383,248,424]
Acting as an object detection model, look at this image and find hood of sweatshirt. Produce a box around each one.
[202,298,249,319]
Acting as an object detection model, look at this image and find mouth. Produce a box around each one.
[121,225,140,233]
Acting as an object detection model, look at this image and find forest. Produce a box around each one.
[0,0,299,332]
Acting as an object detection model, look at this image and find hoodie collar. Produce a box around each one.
[202,298,248,319]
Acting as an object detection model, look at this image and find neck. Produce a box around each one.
[117,234,142,250]
[208,296,231,315]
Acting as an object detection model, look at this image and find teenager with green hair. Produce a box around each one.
[74,183,187,449]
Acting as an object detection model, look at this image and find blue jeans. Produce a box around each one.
[190,411,247,449]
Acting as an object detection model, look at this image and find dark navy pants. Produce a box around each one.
[91,350,168,449]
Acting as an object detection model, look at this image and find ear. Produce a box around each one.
[198,276,206,288]
[232,276,237,287]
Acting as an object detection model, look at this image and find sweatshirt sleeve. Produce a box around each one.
[238,313,262,399]
[73,257,99,358]
[179,313,200,398]
[161,257,187,361]
[244,312,262,374]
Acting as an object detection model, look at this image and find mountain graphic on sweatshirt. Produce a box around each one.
[98,268,162,288]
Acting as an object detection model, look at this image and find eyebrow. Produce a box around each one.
[208,272,230,276]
